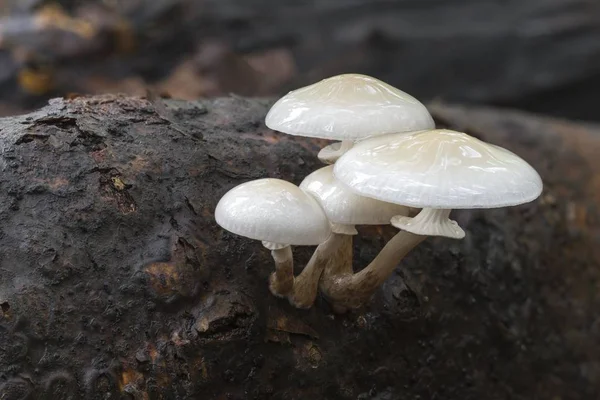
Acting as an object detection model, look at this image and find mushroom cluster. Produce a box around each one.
[216,73,543,311]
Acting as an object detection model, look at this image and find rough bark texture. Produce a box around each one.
[0,95,598,399]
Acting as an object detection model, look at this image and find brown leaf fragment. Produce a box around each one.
[266,307,319,339]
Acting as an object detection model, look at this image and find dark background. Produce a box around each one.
[1,0,600,120]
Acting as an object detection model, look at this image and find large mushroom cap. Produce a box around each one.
[300,165,408,233]
[265,73,435,141]
[215,178,331,245]
[334,129,543,209]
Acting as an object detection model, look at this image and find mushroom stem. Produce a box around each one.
[268,246,294,297]
[318,140,354,164]
[317,233,354,311]
[289,233,351,308]
[339,140,354,152]
[321,230,426,311]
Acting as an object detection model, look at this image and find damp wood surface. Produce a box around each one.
[0,95,598,399]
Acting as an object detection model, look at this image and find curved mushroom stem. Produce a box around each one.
[318,140,354,164]
[318,233,354,311]
[289,233,351,308]
[321,231,426,311]
[268,246,294,297]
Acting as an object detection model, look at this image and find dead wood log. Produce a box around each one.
[0,95,598,399]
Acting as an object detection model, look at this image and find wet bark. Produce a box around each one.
[0,95,598,399]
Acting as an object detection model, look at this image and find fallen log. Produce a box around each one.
[0,95,598,399]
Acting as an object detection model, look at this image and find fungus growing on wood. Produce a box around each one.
[265,73,434,163]
[216,74,542,312]
[325,129,543,309]
[215,178,331,305]
[300,165,409,308]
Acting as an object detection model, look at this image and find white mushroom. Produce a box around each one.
[265,74,435,163]
[299,165,409,307]
[324,129,543,310]
[215,178,331,303]
[301,165,410,235]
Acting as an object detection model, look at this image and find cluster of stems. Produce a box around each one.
[267,189,445,312]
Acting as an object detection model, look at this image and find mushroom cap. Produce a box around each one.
[265,74,435,140]
[300,165,409,226]
[215,178,331,245]
[334,129,543,209]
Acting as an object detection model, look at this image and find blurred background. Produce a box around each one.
[0,0,599,120]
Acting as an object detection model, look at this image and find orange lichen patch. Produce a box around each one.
[144,262,180,297]
[100,174,137,214]
[35,4,95,39]
[111,177,126,191]
[119,369,143,391]
[144,237,206,301]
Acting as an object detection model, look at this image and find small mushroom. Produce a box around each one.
[215,179,331,302]
[299,165,409,307]
[325,129,543,310]
[265,74,435,163]
[301,165,410,235]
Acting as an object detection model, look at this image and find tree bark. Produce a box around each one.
[0,95,598,399]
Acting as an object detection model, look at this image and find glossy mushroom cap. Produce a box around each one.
[300,166,409,234]
[334,129,543,209]
[265,74,435,141]
[215,178,331,246]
